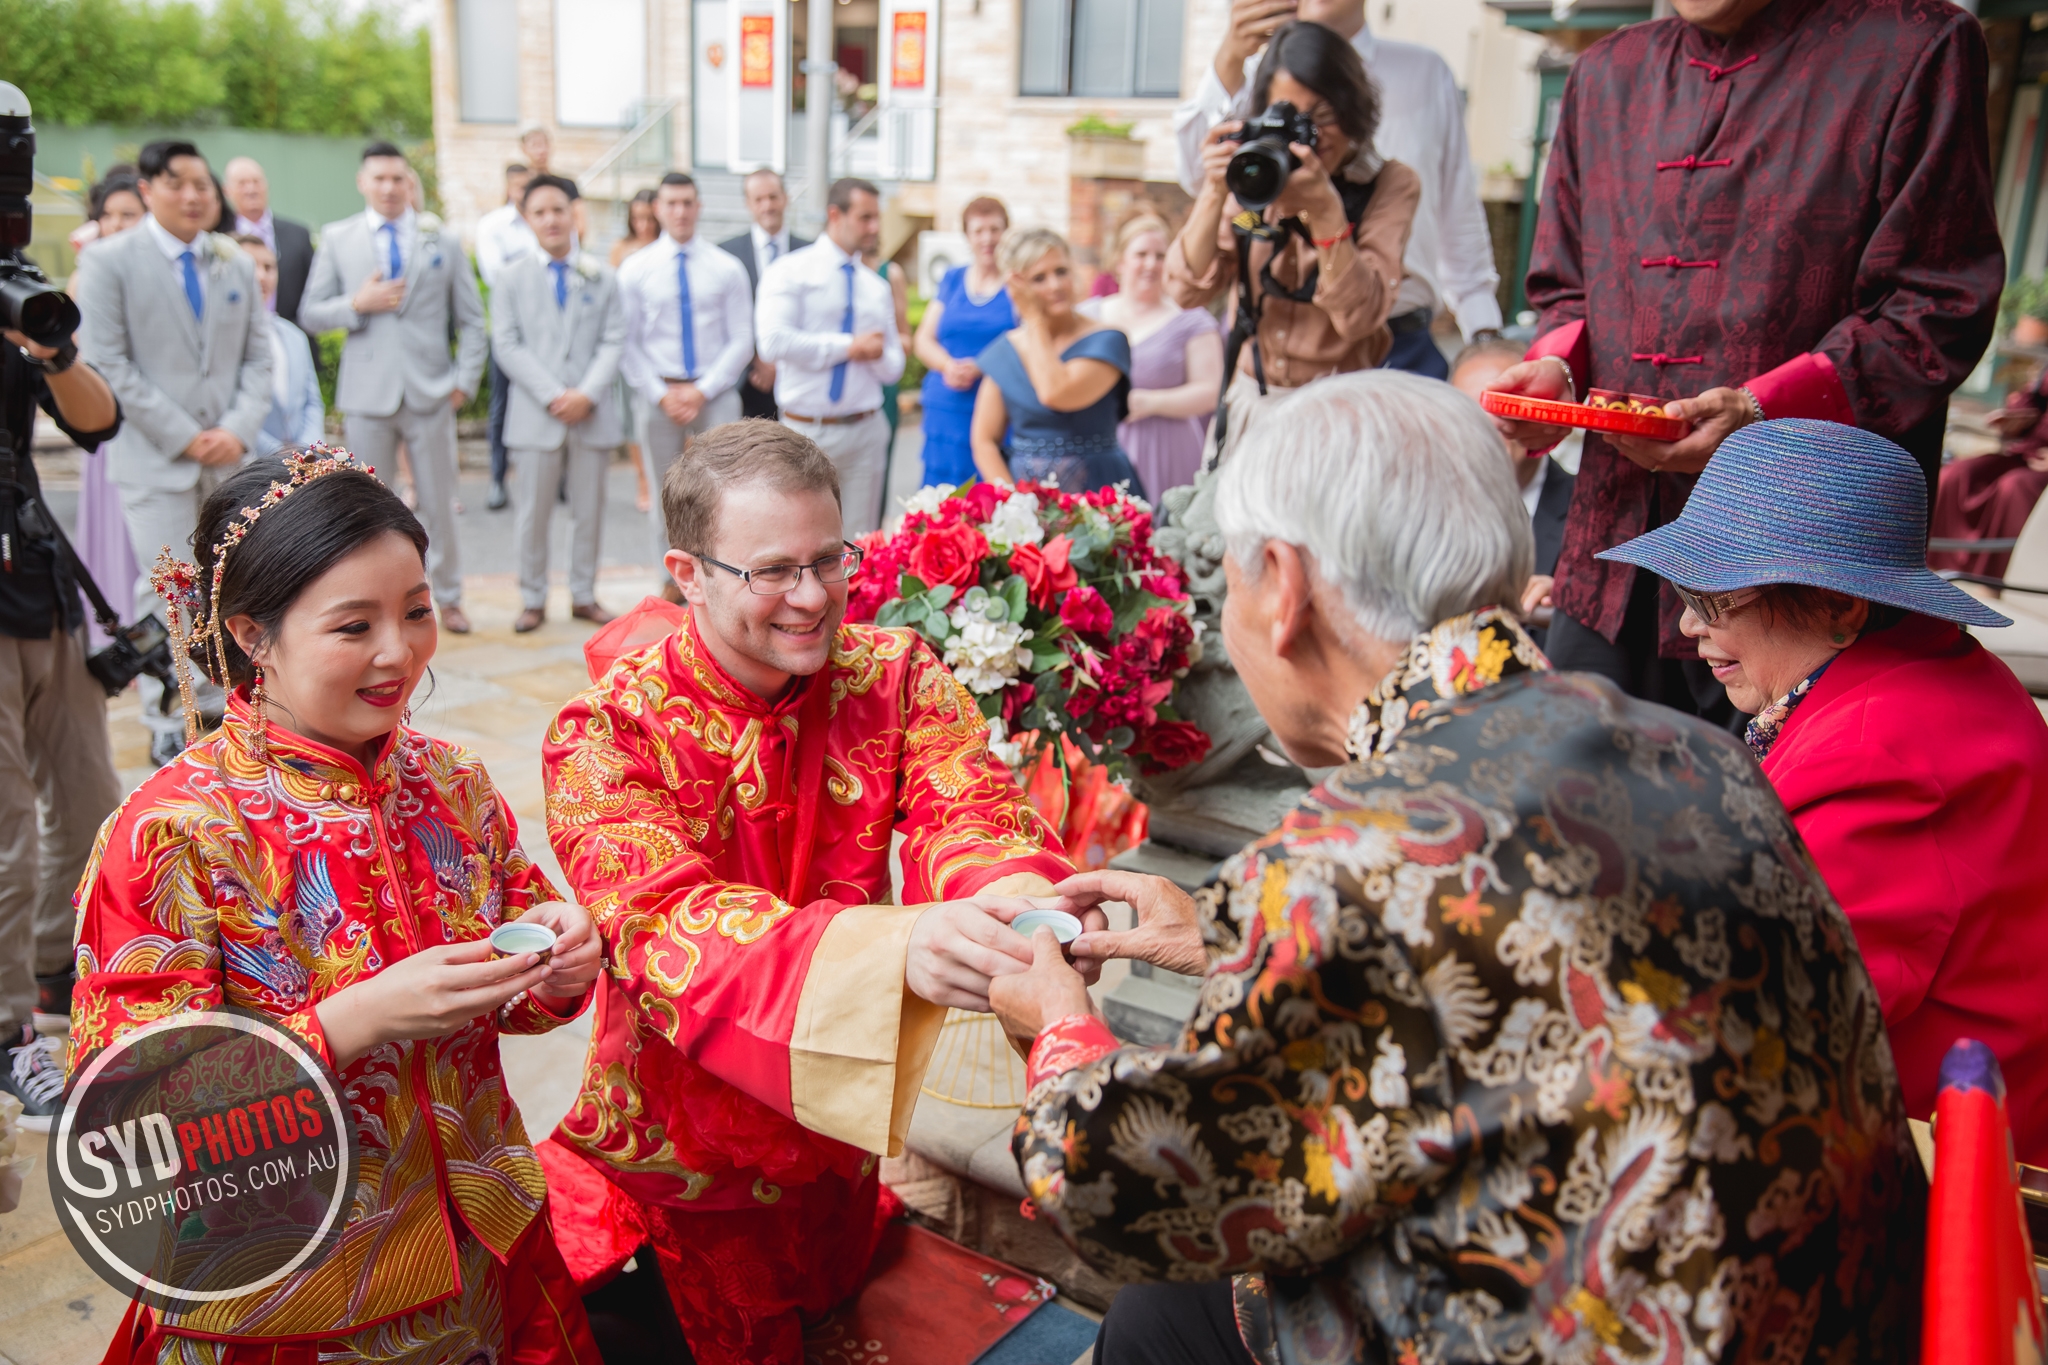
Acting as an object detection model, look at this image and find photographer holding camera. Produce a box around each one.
[1169,21,1417,462]
[0,84,125,1126]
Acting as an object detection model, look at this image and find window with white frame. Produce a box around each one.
[1019,0,1182,99]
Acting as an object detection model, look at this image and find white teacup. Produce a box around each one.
[1011,908,1083,944]
[489,920,557,961]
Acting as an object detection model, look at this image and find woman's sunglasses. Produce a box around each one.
[1672,584,1761,626]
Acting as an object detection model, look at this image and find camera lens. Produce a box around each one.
[1226,139,1295,212]
[0,274,79,347]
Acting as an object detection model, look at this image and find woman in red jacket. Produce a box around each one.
[1601,418,2048,1164]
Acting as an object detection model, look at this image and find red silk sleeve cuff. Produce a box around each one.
[1025,1013,1121,1090]
[1744,352,1853,425]
[524,985,593,1023]
[1524,320,1588,400]
[951,855,1075,899]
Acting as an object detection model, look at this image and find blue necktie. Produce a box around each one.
[381,221,403,280]
[828,260,855,403]
[177,249,203,319]
[549,259,569,310]
[677,248,697,379]
[766,238,779,264]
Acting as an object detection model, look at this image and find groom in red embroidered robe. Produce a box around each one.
[539,421,1075,1363]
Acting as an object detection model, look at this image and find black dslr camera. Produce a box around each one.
[0,82,79,347]
[1225,101,1320,212]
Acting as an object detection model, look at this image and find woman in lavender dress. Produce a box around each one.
[69,175,146,646]
[1080,215,1221,499]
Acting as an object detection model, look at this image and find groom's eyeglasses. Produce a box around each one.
[695,543,865,596]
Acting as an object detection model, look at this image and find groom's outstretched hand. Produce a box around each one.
[905,897,1041,1012]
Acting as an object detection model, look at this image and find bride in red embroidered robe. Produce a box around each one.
[539,424,1075,1364]
[73,455,603,1365]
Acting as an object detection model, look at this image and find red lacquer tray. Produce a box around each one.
[1481,391,1691,442]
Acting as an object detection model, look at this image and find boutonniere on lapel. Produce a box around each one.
[203,234,245,303]
[572,252,604,285]
[417,212,446,271]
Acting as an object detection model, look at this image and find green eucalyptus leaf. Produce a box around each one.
[926,584,957,609]
[900,572,930,597]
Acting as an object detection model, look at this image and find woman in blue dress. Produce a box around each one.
[970,227,1144,497]
[911,197,1015,487]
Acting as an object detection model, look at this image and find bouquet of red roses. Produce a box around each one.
[846,481,1212,779]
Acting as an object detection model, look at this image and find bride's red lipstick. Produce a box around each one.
[357,680,405,709]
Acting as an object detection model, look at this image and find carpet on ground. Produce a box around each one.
[801,1219,1070,1364]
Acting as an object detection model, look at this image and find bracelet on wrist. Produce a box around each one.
[1543,354,1576,400]
[1739,386,1766,424]
[19,342,76,375]
[1312,230,1350,251]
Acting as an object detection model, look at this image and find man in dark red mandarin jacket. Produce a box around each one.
[1489,0,2004,714]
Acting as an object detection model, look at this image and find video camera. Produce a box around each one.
[1225,101,1319,212]
[0,83,171,700]
[0,82,79,347]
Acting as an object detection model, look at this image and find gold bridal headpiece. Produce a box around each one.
[148,445,374,746]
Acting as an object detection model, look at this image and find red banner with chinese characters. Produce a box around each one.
[740,14,774,88]
[890,11,926,90]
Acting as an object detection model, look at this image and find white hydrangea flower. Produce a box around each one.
[943,602,1034,694]
[980,491,1044,549]
[985,716,1026,770]
[901,484,957,520]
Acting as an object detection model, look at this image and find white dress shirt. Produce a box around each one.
[1173,22,1502,339]
[756,238,906,418]
[749,223,792,278]
[616,231,755,405]
[362,206,416,279]
[475,200,539,287]
[146,213,208,311]
[1519,449,1548,521]
[234,208,276,252]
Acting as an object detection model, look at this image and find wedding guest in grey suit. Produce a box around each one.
[235,234,325,452]
[301,141,488,633]
[491,175,624,634]
[78,139,273,766]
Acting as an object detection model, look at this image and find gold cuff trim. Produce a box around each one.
[980,871,1059,898]
[789,904,946,1157]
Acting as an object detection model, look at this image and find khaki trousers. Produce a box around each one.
[0,627,121,1030]
[782,411,889,537]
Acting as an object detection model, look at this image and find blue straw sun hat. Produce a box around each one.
[1598,418,2011,629]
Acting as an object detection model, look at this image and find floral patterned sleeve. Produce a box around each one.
[72,807,334,1071]
[1011,830,1447,1282]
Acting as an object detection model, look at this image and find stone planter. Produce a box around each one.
[1067,133,1148,181]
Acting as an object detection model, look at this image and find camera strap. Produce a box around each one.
[0,437,122,634]
[1209,175,1378,469]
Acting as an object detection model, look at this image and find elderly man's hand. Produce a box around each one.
[1483,356,1574,452]
[1058,870,1206,978]
[1608,387,1754,474]
[990,927,1096,1046]
[905,896,1039,1012]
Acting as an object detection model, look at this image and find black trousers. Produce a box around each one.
[1093,1281,1256,1365]
[1544,566,1738,730]
[738,375,778,420]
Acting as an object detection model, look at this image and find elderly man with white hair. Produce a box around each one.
[988,371,1925,1365]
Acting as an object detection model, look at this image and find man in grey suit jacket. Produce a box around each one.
[718,169,809,420]
[79,140,273,764]
[300,141,488,633]
[490,176,625,633]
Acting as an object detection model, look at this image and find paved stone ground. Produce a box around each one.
[1,427,942,1365]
